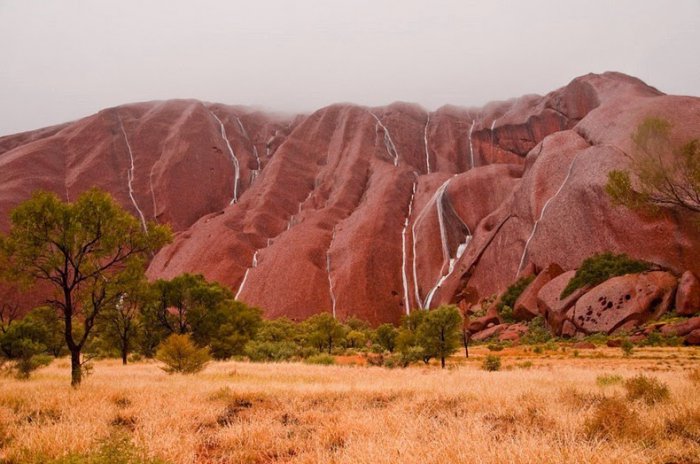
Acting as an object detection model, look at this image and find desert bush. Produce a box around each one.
[561,252,651,298]
[482,355,501,372]
[665,409,700,443]
[520,316,552,345]
[584,396,641,440]
[304,353,335,365]
[244,340,297,362]
[596,374,624,387]
[397,346,424,367]
[486,343,504,352]
[533,346,544,354]
[640,331,683,347]
[621,339,634,357]
[15,353,53,380]
[623,374,670,405]
[155,334,210,374]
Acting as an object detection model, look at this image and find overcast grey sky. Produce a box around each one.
[1,0,698,136]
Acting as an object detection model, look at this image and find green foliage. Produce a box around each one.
[374,323,398,353]
[397,346,425,367]
[487,343,504,352]
[560,252,651,298]
[150,274,262,360]
[0,317,54,379]
[497,276,534,321]
[415,305,463,368]
[639,331,683,347]
[482,355,501,371]
[304,353,335,365]
[156,334,210,374]
[0,189,171,386]
[302,313,345,355]
[520,316,553,345]
[624,374,670,405]
[621,339,634,357]
[244,340,297,362]
[606,117,700,217]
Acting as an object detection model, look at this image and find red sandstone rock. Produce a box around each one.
[472,324,509,341]
[676,271,700,316]
[513,263,564,321]
[685,329,700,345]
[467,307,501,333]
[536,271,587,334]
[498,323,528,342]
[660,317,700,337]
[1,72,699,326]
[569,271,677,335]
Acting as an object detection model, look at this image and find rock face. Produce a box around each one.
[1,72,699,325]
[676,271,700,316]
[513,263,563,321]
[568,271,677,335]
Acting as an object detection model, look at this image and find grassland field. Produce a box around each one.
[1,345,699,464]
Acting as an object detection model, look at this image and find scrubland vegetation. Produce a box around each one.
[1,346,699,464]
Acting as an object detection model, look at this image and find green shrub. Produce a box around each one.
[521,316,553,345]
[487,343,504,352]
[16,353,53,379]
[155,334,210,374]
[624,375,670,405]
[244,340,297,362]
[497,276,535,321]
[596,374,624,387]
[482,355,501,371]
[621,340,634,357]
[561,252,651,298]
[304,353,335,365]
[640,331,683,347]
[398,346,424,367]
[533,345,544,354]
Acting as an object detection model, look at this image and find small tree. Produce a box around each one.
[99,273,152,365]
[416,305,463,368]
[303,313,345,354]
[374,323,398,353]
[156,334,210,374]
[606,117,700,216]
[0,189,171,386]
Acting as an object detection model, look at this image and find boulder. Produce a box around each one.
[660,317,700,337]
[498,323,528,342]
[685,329,700,346]
[536,271,587,334]
[467,305,501,333]
[472,324,508,341]
[569,271,677,335]
[676,271,700,316]
[606,339,623,348]
[513,263,564,321]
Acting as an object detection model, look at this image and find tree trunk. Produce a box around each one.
[463,330,470,358]
[121,341,128,365]
[441,355,445,369]
[70,349,82,387]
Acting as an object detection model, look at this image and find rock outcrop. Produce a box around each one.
[513,263,563,321]
[676,271,700,316]
[1,72,699,325]
[567,271,677,335]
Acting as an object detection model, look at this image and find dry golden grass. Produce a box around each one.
[1,346,699,464]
